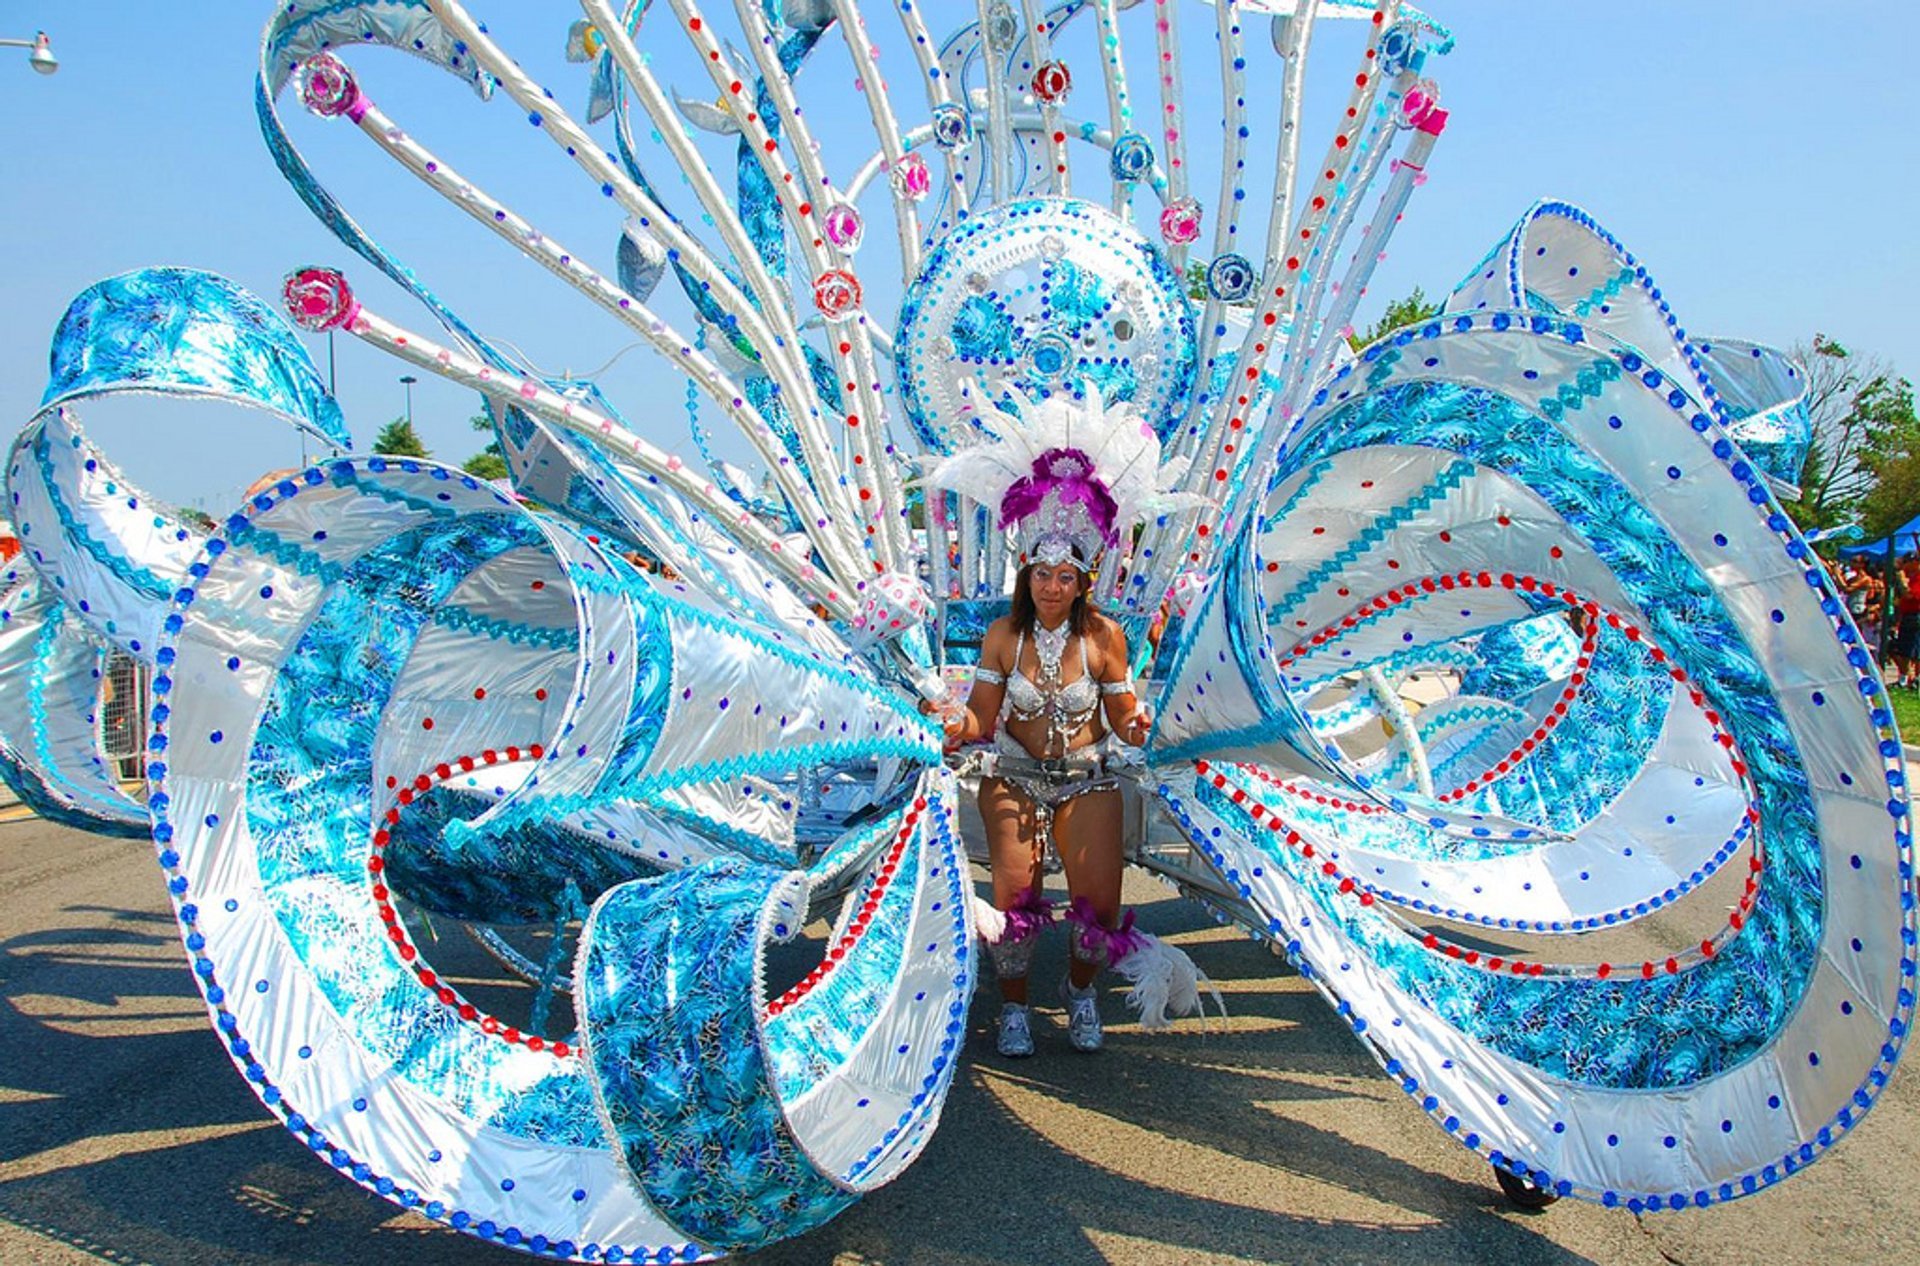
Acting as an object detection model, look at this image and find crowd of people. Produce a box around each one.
[1837,554,1920,689]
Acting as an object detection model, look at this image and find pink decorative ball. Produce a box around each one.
[299,53,361,119]
[1401,79,1444,132]
[889,153,932,202]
[282,267,357,332]
[823,202,865,251]
[1159,196,1204,246]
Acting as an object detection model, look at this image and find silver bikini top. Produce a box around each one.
[1001,628,1099,727]
[974,623,1134,756]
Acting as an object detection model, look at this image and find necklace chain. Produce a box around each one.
[1033,620,1070,684]
[1031,620,1076,756]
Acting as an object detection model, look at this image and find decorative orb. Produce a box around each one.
[1031,60,1072,105]
[1109,132,1155,184]
[812,269,864,321]
[1379,21,1420,75]
[930,102,973,151]
[983,2,1019,51]
[298,53,360,119]
[1401,79,1443,130]
[896,198,1197,450]
[1205,253,1257,303]
[890,153,933,202]
[282,267,357,332]
[823,203,865,252]
[1159,196,1204,247]
[1025,331,1076,383]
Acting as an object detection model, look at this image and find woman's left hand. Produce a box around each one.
[1122,703,1152,746]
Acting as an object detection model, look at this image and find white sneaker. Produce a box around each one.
[1061,979,1103,1052]
[996,1002,1035,1058]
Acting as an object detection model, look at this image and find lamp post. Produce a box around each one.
[399,374,418,426]
[0,32,57,75]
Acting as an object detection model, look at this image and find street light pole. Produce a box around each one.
[0,32,58,75]
[399,374,418,427]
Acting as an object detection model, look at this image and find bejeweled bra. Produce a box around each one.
[970,624,1141,845]
[1003,638,1099,727]
[975,624,1133,756]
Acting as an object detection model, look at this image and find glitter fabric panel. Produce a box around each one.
[41,268,346,447]
[579,860,854,1252]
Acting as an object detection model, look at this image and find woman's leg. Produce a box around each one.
[1053,787,1125,989]
[979,777,1042,1004]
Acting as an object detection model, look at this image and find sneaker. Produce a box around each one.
[1061,978,1103,1052]
[996,1002,1034,1058]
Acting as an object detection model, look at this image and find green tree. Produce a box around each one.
[463,451,510,481]
[1785,336,1919,533]
[1349,286,1442,350]
[463,409,509,482]
[1183,261,1208,303]
[1853,376,1920,541]
[371,417,429,458]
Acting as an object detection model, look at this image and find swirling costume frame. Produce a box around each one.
[0,0,1907,1258]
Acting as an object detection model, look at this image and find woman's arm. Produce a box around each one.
[1095,618,1151,745]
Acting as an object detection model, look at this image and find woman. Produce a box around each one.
[1839,559,1882,655]
[927,390,1213,1058]
[939,554,1149,1055]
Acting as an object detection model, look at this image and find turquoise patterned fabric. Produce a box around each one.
[1226,374,1826,1090]
[248,512,604,1142]
[41,268,347,448]
[580,859,853,1251]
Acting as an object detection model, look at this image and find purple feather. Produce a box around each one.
[998,447,1121,546]
[1065,895,1147,963]
[999,885,1058,943]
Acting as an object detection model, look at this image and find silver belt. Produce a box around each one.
[984,749,1113,784]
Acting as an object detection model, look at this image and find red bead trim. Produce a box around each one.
[763,797,927,1020]
[369,744,572,1057]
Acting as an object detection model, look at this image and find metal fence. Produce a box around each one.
[98,653,149,783]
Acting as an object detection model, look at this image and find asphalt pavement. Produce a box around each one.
[1,812,1915,1266]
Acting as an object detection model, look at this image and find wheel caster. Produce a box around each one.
[1495,1164,1560,1209]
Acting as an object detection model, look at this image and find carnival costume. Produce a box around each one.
[0,0,1905,1259]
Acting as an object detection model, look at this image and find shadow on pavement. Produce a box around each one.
[0,882,1596,1266]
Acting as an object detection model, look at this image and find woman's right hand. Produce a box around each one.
[920,696,969,748]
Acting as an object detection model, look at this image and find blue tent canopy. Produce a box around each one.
[1840,513,1920,560]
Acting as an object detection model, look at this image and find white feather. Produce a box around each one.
[923,386,1204,544]
[970,895,1008,945]
[1113,932,1225,1032]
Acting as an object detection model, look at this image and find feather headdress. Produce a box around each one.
[925,388,1199,569]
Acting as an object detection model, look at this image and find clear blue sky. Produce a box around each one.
[1,3,1911,514]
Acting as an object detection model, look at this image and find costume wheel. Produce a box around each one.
[1494,1165,1560,1210]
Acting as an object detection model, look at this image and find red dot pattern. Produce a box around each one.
[369,745,572,1056]
[1214,568,1767,978]
[763,796,927,1019]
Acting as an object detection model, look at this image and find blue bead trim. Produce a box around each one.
[29,428,173,601]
